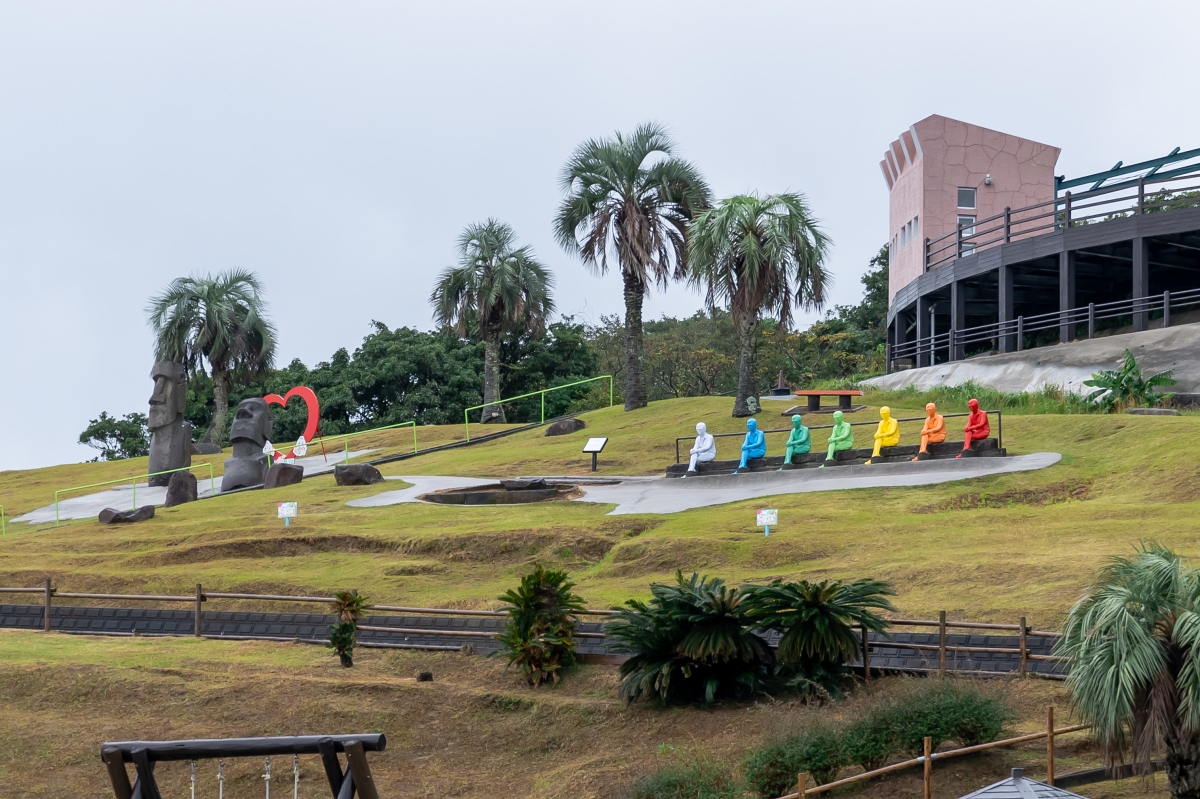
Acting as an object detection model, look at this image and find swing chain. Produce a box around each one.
[264,756,272,799]
[218,758,225,799]
[190,760,197,799]
[293,754,300,799]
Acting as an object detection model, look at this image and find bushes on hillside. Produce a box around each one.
[496,564,586,686]
[622,754,744,799]
[743,724,843,797]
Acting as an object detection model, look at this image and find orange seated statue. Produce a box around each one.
[956,398,990,458]
[912,403,946,461]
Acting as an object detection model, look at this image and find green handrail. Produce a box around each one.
[269,421,418,464]
[463,375,614,442]
[54,463,216,527]
[0,505,5,536]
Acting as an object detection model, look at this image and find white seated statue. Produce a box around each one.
[687,422,717,473]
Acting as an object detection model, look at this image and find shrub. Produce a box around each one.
[743,725,843,797]
[606,572,771,706]
[327,590,369,667]
[840,713,892,772]
[623,756,743,799]
[496,563,586,686]
[886,681,1011,755]
[1083,348,1175,412]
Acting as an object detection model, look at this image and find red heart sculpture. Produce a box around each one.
[263,386,320,460]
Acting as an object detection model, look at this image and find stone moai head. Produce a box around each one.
[148,361,187,430]
[229,397,274,446]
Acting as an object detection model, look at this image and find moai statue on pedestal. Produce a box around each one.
[220,398,275,492]
[147,361,192,487]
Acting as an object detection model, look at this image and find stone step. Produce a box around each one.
[665,438,1004,476]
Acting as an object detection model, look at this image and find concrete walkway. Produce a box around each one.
[13,449,377,525]
[348,452,1061,516]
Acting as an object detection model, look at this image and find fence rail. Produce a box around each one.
[463,375,613,441]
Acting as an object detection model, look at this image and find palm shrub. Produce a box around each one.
[327,590,369,667]
[606,571,771,706]
[1083,348,1175,412]
[741,578,896,697]
[743,724,843,797]
[1058,543,1200,797]
[496,564,585,686]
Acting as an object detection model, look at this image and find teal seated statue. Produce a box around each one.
[735,418,766,472]
[782,414,810,467]
[821,410,854,466]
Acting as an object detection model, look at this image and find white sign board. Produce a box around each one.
[756,509,778,527]
[582,437,609,453]
[293,435,308,458]
[277,502,298,519]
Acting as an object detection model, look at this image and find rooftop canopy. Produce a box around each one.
[958,768,1091,799]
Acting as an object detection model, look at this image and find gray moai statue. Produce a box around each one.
[220,397,274,492]
[147,361,192,487]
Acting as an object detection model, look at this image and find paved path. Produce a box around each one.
[0,603,1065,677]
[12,449,377,525]
[349,453,1061,515]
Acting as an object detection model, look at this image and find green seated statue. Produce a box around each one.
[821,410,854,466]
[782,414,811,467]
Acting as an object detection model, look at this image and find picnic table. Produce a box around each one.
[791,389,864,412]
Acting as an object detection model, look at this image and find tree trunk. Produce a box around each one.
[623,270,648,411]
[732,313,761,417]
[481,336,505,424]
[204,368,229,445]
[1166,738,1200,798]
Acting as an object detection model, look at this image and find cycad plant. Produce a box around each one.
[742,578,895,697]
[327,590,369,668]
[431,220,554,423]
[496,564,585,686]
[1057,544,1200,797]
[146,269,277,444]
[1083,348,1175,412]
[606,571,771,706]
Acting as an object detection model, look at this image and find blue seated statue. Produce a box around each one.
[735,418,766,473]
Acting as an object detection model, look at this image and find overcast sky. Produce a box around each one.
[1,1,1195,471]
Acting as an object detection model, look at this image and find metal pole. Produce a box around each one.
[1138,176,1145,215]
[938,611,946,676]
[132,480,136,511]
[1046,706,1056,786]
[1064,191,1072,228]
[1017,317,1024,351]
[541,391,545,424]
[1004,206,1011,243]
[956,222,963,259]
[195,583,203,637]
[44,577,53,632]
[1164,290,1171,329]
[1088,303,1095,339]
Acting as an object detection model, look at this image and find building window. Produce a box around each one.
[958,214,976,255]
[913,215,919,242]
[958,187,976,209]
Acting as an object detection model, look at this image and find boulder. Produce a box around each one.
[191,442,223,455]
[334,463,384,486]
[500,478,547,490]
[416,671,433,682]
[164,471,198,507]
[1126,407,1180,416]
[265,463,304,489]
[544,417,586,436]
[98,505,156,524]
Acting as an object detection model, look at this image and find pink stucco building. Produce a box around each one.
[882,115,1061,304]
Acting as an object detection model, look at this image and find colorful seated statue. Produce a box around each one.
[686,422,717,474]
[865,406,900,465]
[957,398,990,457]
[734,418,766,472]
[781,414,811,467]
[821,410,854,466]
[912,402,946,461]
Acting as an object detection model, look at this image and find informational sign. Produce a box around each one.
[293,435,308,458]
[756,508,778,536]
[278,502,298,527]
[582,437,609,453]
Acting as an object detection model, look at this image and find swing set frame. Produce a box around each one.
[100,734,386,799]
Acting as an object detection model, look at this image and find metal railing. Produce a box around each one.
[674,410,1003,463]
[272,420,418,464]
[890,287,1200,367]
[463,375,613,441]
[925,172,1200,271]
[53,463,216,527]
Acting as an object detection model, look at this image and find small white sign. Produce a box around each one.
[756,509,778,527]
[293,435,308,458]
[582,437,609,454]
[277,502,298,519]
[262,440,275,456]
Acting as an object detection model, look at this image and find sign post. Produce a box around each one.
[582,437,609,472]
[756,508,778,536]
[277,502,298,528]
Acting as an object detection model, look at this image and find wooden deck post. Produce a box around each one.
[1046,706,1055,786]
[797,772,807,797]
[1019,616,1028,678]
[923,736,932,799]
[43,577,52,632]
[938,611,946,676]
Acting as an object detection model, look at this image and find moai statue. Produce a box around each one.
[220,398,275,492]
[147,361,192,486]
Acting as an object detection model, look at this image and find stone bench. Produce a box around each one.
[664,438,1004,477]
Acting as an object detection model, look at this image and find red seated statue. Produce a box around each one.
[956,398,990,458]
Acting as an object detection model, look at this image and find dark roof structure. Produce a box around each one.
[958,769,1090,798]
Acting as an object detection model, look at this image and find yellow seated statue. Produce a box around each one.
[865,406,900,465]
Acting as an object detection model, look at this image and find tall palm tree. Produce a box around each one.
[687,193,830,416]
[146,269,277,445]
[431,220,554,423]
[1058,544,1200,798]
[554,123,710,411]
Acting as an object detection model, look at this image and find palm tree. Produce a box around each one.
[431,220,554,423]
[1058,544,1200,797]
[687,193,830,416]
[554,123,711,411]
[146,269,276,445]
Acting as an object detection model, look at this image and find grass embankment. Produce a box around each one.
[0,630,1166,798]
[1,396,1198,626]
